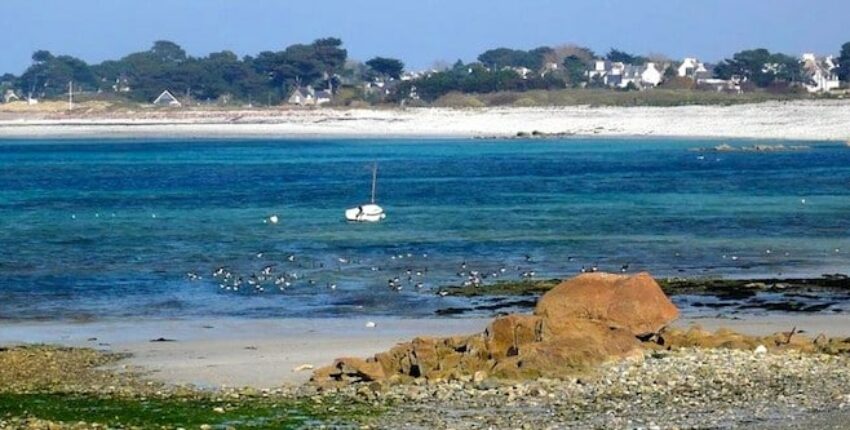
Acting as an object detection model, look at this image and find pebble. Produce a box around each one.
[357,348,850,429]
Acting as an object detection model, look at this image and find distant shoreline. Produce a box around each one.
[1,100,849,141]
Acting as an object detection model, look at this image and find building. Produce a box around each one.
[2,89,19,103]
[152,90,182,107]
[364,79,397,97]
[587,60,663,88]
[287,86,314,105]
[801,53,841,93]
[640,62,663,87]
[112,77,131,93]
[502,66,532,79]
[288,85,332,106]
[314,89,333,104]
[677,58,708,78]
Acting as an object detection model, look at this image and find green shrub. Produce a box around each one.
[433,92,486,108]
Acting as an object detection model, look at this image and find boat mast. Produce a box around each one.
[371,163,378,204]
[68,81,73,112]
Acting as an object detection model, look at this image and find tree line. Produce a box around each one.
[401,43,850,102]
[1,38,386,104]
[2,39,849,105]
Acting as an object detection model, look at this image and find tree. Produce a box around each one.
[527,46,555,70]
[714,48,804,88]
[18,50,97,97]
[838,42,850,83]
[477,47,552,70]
[478,48,528,69]
[150,40,187,64]
[312,37,348,84]
[32,50,54,64]
[552,44,595,64]
[562,55,588,87]
[663,64,677,79]
[606,49,647,65]
[366,57,404,79]
[252,38,347,93]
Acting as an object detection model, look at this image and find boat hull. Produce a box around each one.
[345,204,386,222]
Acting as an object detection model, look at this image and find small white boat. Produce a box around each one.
[345,163,386,222]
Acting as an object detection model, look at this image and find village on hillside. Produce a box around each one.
[1,39,848,110]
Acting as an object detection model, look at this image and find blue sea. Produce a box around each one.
[1,138,849,320]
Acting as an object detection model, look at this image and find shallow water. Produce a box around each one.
[1,137,849,320]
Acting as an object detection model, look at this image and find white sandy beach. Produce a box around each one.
[2,314,848,389]
[1,101,849,140]
[0,317,490,388]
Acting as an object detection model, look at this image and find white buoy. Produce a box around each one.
[801,198,806,205]
[365,321,377,328]
[269,215,279,224]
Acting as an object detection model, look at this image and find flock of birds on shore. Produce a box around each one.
[183,249,644,297]
[182,243,848,299]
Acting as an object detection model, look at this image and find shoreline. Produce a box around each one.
[1,101,850,141]
[3,314,850,389]
[0,317,491,388]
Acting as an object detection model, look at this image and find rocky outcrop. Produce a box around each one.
[311,357,386,384]
[535,272,680,338]
[312,272,679,387]
[654,325,850,355]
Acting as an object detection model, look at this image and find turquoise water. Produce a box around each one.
[1,138,849,320]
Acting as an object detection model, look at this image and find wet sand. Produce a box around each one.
[0,317,490,388]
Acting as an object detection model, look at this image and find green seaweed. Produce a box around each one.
[440,276,850,299]
[0,393,378,429]
[440,279,561,297]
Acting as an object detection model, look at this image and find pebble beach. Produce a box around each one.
[1,101,850,141]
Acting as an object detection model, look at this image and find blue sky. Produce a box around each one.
[2,0,848,74]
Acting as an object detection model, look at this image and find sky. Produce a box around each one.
[2,0,848,74]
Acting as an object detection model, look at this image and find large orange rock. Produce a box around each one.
[491,320,641,379]
[312,272,681,386]
[535,272,679,337]
[313,357,386,385]
[484,314,543,360]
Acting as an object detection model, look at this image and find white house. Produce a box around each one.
[288,86,314,105]
[2,89,19,103]
[112,77,131,93]
[587,60,609,83]
[801,53,841,93]
[641,62,663,87]
[588,60,663,88]
[678,58,707,78]
[152,90,182,107]
[503,66,532,79]
[288,85,332,106]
